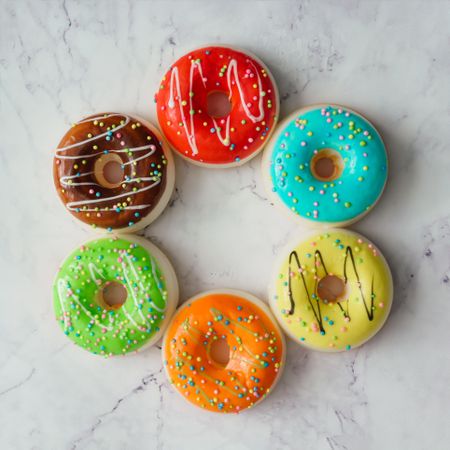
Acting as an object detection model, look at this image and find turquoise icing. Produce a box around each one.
[268,105,388,223]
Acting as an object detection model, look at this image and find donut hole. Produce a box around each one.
[311,149,344,181]
[317,275,348,303]
[206,91,232,118]
[97,281,128,310]
[209,337,230,367]
[94,153,124,188]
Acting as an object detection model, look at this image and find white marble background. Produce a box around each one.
[1,0,449,449]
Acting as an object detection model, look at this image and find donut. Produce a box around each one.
[262,104,388,226]
[53,235,178,356]
[162,290,285,413]
[269,229,393,352]
[53,113,175,232]
[156,45,279,167]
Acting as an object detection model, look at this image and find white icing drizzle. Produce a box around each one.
[65,179,160,212]
[149,255,166,311]
[54,114,163,215]
[168,63,205,155]
[167,56,266,155]
[55,114,130,152]
[121,256,151,327]
[88,262,104,284]
[57,279,114,331]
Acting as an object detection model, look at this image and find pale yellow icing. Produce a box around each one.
[270,229,393,351]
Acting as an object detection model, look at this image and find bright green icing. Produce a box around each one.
[53,237,168,356]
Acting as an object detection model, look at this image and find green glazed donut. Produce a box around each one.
[53,235,178,356]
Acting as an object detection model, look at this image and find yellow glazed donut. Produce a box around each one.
[162,290,285,413]
[269,229,393,351]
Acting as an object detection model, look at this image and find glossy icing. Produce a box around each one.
[269,230,393,351]
[163,291,285,413]
[53,113,174,231]
[53,236,178,356]
[156,46,279,166]
[264,105,388,225]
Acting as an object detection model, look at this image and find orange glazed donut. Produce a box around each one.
[156,45,279,167]
[162,290,285,413]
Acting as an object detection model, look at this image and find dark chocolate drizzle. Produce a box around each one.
[287,246,375,334]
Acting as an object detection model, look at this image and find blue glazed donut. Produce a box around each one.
[262,105,388,226]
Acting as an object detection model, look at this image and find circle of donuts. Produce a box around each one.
[52,44,392,414]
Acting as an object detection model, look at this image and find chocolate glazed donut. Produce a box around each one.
[53,113,174,232]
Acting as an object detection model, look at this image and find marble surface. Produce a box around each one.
[1,1,449,449]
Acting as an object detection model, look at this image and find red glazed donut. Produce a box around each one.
[156,45,279,167]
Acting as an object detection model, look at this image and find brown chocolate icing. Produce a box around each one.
[53,113,168,230]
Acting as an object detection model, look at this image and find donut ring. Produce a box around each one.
[53,235,178,356]
[163,290,285,413]
[53,113,175,232]
[262,104,388,226]
[156,45,279,167]
[269,229,393,352]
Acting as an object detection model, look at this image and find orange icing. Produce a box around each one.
[163,292,284,413]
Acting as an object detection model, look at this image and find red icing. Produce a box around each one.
[156,46,279,166]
